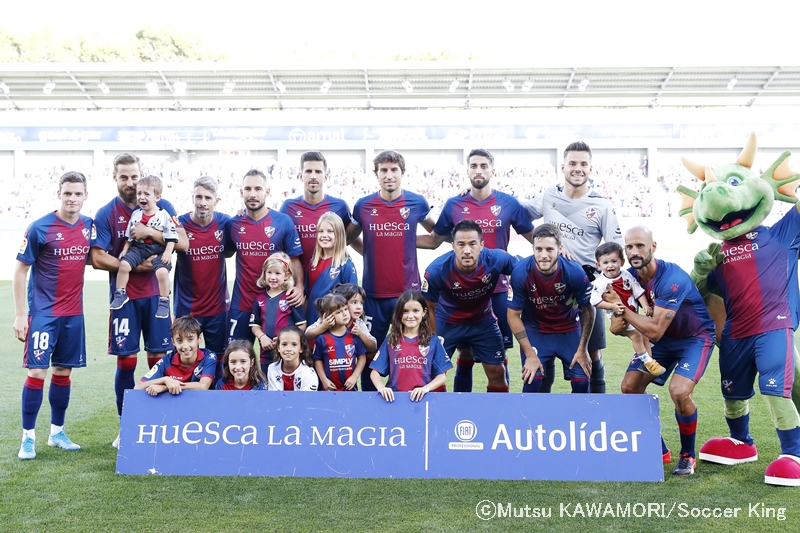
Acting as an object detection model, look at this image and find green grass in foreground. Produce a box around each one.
[0,280,799,532]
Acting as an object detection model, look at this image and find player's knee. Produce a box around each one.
[27,368,47,380]
[589,349,602,363]
[620,375,646,395]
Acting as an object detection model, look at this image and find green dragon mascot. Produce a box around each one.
[678,132,800,486]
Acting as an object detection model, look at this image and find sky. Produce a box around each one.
[2,0,795,66]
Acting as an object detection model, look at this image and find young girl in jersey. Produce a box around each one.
[215,340,267,390]
[305,283,377,352]
[370,290,452,402]
[250,252,306,375]
[267,326,319,391]
[312,293,366,391]
[305,212,358,326]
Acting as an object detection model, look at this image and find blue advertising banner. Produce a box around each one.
[116,391,663,481]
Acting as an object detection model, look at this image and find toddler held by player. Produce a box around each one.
[250,252,306,375]
[267,326,319,391]
[591,242,664,377]
[311,293,366,391]
[369,291,452,402]
[110,176,178,319]
[215,340,267,390]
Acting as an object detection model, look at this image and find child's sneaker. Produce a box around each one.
[110,289,129,310]
[155,297,170,319]
[640,359,666,376]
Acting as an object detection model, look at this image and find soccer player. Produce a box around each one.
[350,150,436,390]
[418,148,533,391]
[226,169,303,345]
[14,171,93,459]
[507,223,594,394]
[279,151,355,273]
[90,153,188,448]
[524,141,623,393]
[174,176,230,378]
[611,226,716,476]
[422,219,518,392]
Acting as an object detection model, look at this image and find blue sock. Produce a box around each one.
[570,378,589,394]
[22,377,44,431]
[49,375,71,427]
[115,357,137,417]
[776,426,800,457]
[539,358,555,393]
[522,376,542,393]
[589,359,605,393]
[676,410,698,457]
[454,357,474,393]
[726,413,753,445]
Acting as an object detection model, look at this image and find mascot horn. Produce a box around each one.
[678,132,800,486]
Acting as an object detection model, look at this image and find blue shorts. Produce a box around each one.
[719,329,795,400]
[108,296,172,356]
[364,297,398,350]
[524,327,588,380]
[122,243,172,272]
[438,320,505,365]
[227,308,255,345]
[196,313,227,356]
[24,315,87,369]
[492,292,513,350]
[627,334,715,386]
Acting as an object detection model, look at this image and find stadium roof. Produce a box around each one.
[1,63,799,111]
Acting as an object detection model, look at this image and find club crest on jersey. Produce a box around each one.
[490,205,502,216]
[623,278,632,290]
[82,228,90,240]
[399,207,410,220]
[745,231,758,240]
[19,237,28,254]
[345,344,355,357]
[264,226,276,238]
[585,207,598,219]
[329,268,340,279]
[116,336,127,348]
[214,230,223,242]
[482,273,492,284]
[279,299,289,312]
[419,345,430,357]
[555,282,566,293]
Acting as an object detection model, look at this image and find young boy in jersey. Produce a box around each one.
[111,176,178,319]
[312,293,366,391]
[135,316,216,395]
[590,242,665,377]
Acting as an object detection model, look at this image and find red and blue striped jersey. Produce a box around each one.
[509,255,592,333]
[352,191,431,298]
[279,195,353,273]
[707,209,800,339]
[433,190,532,293]
[249,291,306,340]
[312,329,366,391]
[174,212,230,317]
[226,210,302,313]
[92,197,179,300]
[141,348,217,383]
[17,212,94,317]
[305,257,359,325]
[370,335,452,392]
[422,248,517,325]
[631,259,715,339]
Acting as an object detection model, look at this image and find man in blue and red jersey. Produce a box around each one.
[418,148,533,391]
[507,223,594,395]
[225,169,303,345]
[422,219,518,393]
[350,150,436,390]
[279,151,355,274]
[90,153,188,448]
[13,171,94,460]
[610,225,716,476]
[174,176,230,379]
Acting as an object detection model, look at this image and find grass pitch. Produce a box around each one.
[0,280,798,532]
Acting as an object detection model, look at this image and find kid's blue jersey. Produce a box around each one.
[305,257,358,325]
[141,348,217,383]
[370,335,452,392]
[279,195,352,273]
[312,329,366,391]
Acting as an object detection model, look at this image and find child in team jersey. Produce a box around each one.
[305,283,377,352]
[215,340,267,390]
[135,316,216,395]
[305,212,358,326]
[267,326,319,391]
[591,242,664,377]
[312,293,366,391]
[110,176,179,319]
[370,290,452,402]
[250,252,306,375]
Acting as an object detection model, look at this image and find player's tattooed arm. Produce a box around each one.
[622,304,677,343]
